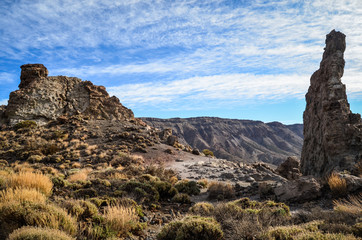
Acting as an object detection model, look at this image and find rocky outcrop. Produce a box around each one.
[274,176,321,203]
[3,64,134,125]
[301,30,362,177]
[143,117,303,166]
[276,156,301,180]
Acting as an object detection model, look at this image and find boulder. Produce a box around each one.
[340,173,362,193]
[276,156,302,180]
[274,176,321,203]
[301,30,362,177]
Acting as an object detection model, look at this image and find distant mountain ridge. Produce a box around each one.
[142,117,303,166]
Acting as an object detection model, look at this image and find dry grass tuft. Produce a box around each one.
[7,171,53,196]
[333,194,362,215]
[0,188,46,204]
[67,168,92,182]
[8,226,75,240]
[104,204,138,237]
[328,172,347,197]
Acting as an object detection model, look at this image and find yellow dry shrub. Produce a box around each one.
[0,188,46,204]
[13,162,34,173]
[104,204,138,237]
[333,194,362,215]
[328,172,347,197]
[8,226,75,240]
[7,171,53,196]
[67,168,92,182]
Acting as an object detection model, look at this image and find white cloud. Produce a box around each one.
[0,99,8,105]
[0,0,362,117]
[108,73,310,107]
[0,72,16,84]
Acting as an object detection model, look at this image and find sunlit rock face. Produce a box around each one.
[301,30,362,177]
[3,64,134,125]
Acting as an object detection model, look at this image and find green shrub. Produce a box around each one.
[8,226,75,240]
[263,221,359,240]
[0,201,77,239]
[175,180,200,196]
[27,155,44,163]
[189,202,215,216]
[153,181,178,200]
[212,198,291,239]
[14,120,37,131]
[121,181,159,203]
[202,149,214,157]
[172,193,191,204]
[157,216,223,240]
[73,188,97,198]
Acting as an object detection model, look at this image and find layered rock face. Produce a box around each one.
[301,30,362,177]
[3,64,134,125]
[143,117,303,165]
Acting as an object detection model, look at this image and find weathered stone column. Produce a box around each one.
[301,30,362,177]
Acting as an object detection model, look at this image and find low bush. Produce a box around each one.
[0,201,77,239]
[263,220,359,240]
[121,181,159,203]
[8,226,75,240]
[212,198,291,239]
[207,181,235,200]
[152,181,178,200]
[202,149,214,157]
[172,193,191,204]
[62,199,99,221]
[157,215,223,240]
[175,180,200,196]
[13,120,37,131]
[7,171,53,196]
[189,202,215,216]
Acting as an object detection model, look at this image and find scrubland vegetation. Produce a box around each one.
[0,120,360,239]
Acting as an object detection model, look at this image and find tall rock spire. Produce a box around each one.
[301,30,362,177]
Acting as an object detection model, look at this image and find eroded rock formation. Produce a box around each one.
[3,64,134,125]
[301,30,362,177]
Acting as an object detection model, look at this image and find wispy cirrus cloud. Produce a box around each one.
[108,71,362,110]
[0,0,362,122]
[0,99,8,105]
[0,72,16,84]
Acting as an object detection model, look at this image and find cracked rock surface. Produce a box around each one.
[301,30,362,177]
[3,64,134,125]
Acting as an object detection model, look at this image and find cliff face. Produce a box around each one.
[301,30,362,177]
[2,64,134,125]
[142,117,303,166]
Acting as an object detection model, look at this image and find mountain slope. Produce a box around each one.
[142,117,303,166]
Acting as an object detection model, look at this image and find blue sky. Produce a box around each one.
[1,0,362,124]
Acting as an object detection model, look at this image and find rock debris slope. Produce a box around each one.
[301,30,362,177]
[143,117,303,166]
[2,64,134,125]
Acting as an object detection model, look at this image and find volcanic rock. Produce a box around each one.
[3,64,134,125]
[276,156,301,180]
[274,176,321,203]
[301,30,362,177]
